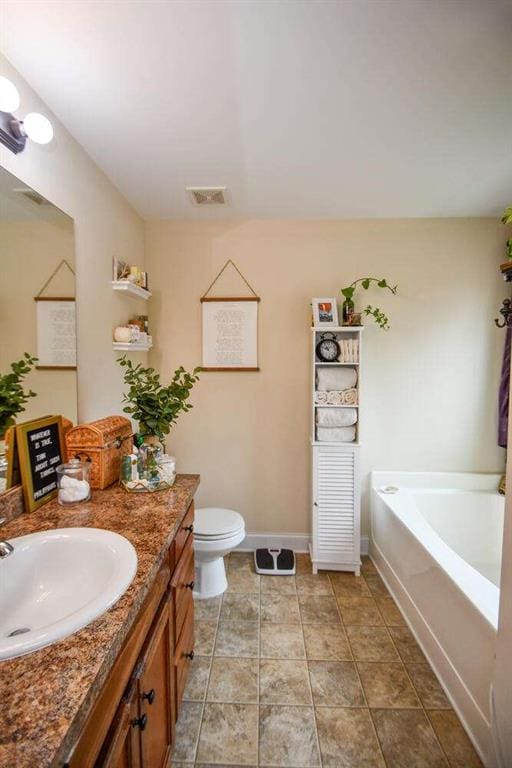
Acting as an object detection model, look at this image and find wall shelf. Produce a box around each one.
[113,341,152,352]
[111,280,151,299]
[315,362,360,366]
[314,403,359,408]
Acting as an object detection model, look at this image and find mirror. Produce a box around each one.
[0,167,77,494]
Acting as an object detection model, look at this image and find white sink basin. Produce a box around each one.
[0,527,137,660]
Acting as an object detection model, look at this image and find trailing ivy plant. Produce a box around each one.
[118,355,201,442]
[0,353,38,437]
[340,277,398,330]
[502,206,512,260]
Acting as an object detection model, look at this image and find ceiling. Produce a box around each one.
[0,0,511,220]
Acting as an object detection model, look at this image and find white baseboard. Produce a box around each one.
[237,532,370,556]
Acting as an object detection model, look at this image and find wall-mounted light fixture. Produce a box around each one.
[0,76,53,154]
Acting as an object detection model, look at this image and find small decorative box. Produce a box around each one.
[65,416,133,489]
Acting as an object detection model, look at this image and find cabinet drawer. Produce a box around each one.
[174,501,194,563]
[173,603,194,715]
[171,537,194,641]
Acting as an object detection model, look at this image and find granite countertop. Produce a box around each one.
[0,474,200,768]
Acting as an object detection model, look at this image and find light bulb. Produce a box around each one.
[22,112,53,144]
[0,76,20,113]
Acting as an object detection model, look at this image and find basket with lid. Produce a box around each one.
[65,416,133,489]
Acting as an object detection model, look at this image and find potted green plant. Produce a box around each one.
[502,206,512,260]
[117,356,200,449]
[340,277,398,330]
[0,353,38,439]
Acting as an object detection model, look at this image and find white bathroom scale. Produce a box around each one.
[254,548,296,575]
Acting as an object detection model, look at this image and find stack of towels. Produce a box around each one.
[315,367,358,442]
[338,338,359,363]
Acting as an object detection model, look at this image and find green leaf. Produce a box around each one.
[362,278,370,290]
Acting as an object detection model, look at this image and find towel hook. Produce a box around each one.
[495,298,512,328]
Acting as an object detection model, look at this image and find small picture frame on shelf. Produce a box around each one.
[312,298,339,327]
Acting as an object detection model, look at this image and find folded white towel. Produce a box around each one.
[327,390,343,405]
[339,339,359,363]
[341,388,358,405]
[316,407,358,427]
[314,391,328,405]
[316,425,356,442]
[316,366,357,391]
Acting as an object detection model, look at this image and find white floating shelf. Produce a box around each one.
[314,403,359,408]
[312,326,364,332]
[113,342,153,352]
[315,361,359,366]
[111,280,152,300]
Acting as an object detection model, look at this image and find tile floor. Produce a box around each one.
[173,552,483,768]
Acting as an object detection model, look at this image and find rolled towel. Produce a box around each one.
[327,390,343,405]
[342,388,358,405]
[316,425,356,442]
[314,390,328,405]
[316,366,357,391]
[317,407,357,427]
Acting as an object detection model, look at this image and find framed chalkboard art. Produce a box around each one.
[16,415,65,512]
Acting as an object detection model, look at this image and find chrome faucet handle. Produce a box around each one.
[0,517,14,558]
[0,517,6,526]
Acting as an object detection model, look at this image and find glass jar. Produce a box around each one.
[56,458,91,505]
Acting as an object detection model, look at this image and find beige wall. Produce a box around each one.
[0,218,77,424]
[146,218,507,535]
[0,53,146,423]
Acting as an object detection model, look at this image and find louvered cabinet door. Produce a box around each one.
[312,445,360,571]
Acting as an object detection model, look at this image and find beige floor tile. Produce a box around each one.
[315,706,385,767]
[207,657,259,703]
[330,573,372,598]
[364,574,390,598]
[260,622,305,658]
[337,596,384,626]
[183,656,211,701]
[214,620,259,657]
[375,597,406,627]
[298,594,340,624]
[261,575,297,594]
[259,659,312,704]
[226,569,260,593]
[406,663,451,709]
[389,625,425,663]
[295,552,314,574]
[173,701,203,762]
[303,624,352,660]
[346,626,400,662]
[261,593,301,623]
[228,551,255,572]
[361,556,378,575]
[357,662,420,708]
[195,620,218,655]
[428,710,483,767]
[295,573,333,595]
[194,596,222,621]
[259,705,320,767]
[308,660,365,706]
[220,592,260,621]
[372,708,447,768]
[197,702,258,765]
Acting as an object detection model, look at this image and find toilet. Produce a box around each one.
[193,507,245,599]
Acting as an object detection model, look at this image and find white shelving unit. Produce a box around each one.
[310,326,362,575]
[113,341,153,352]
[111,280,151,299]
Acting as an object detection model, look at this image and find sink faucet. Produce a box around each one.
[0,517,14,558]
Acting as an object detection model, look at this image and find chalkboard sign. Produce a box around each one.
[16,416,64,512]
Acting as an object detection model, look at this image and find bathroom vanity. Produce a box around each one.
[0,474,199,768]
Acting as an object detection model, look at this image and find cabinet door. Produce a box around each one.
[138,600,173,768]
[313,444,360,566]
[97,682,141,768]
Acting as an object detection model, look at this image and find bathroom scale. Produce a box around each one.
[254,548,296,575]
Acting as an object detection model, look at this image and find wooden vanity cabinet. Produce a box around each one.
[67,502,195,768]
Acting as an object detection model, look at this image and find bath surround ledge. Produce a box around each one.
[0,474,200,768]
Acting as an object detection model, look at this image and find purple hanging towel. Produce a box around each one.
[498,325,512,448]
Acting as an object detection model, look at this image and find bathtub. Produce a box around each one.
[371,471,503,768]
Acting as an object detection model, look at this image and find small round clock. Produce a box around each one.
[316,332,340,362]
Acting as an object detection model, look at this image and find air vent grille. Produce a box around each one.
[186,186,227,206]
[13,188,51,206]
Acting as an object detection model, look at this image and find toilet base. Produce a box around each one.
[193,556,228,600]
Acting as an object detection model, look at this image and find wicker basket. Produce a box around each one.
[65,416,133,489]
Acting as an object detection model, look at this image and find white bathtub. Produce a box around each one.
[371,471,503,768]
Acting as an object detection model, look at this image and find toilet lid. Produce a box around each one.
[194,507,245,539]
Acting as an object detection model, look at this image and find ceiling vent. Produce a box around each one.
[13,187,51,206]
[186,186,227,206]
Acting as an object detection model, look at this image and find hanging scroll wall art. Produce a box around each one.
[201,260,260,371]
[34,259,77,370]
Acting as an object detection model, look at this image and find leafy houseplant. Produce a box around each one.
[502,206,512,260]
[340,277,398,330]
[0,353,38,438]
[118,356,200,446]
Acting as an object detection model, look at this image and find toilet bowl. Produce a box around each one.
[193,507,245,599]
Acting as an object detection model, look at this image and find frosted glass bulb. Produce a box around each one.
[0,76,20,113]
[23,112,53,144]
